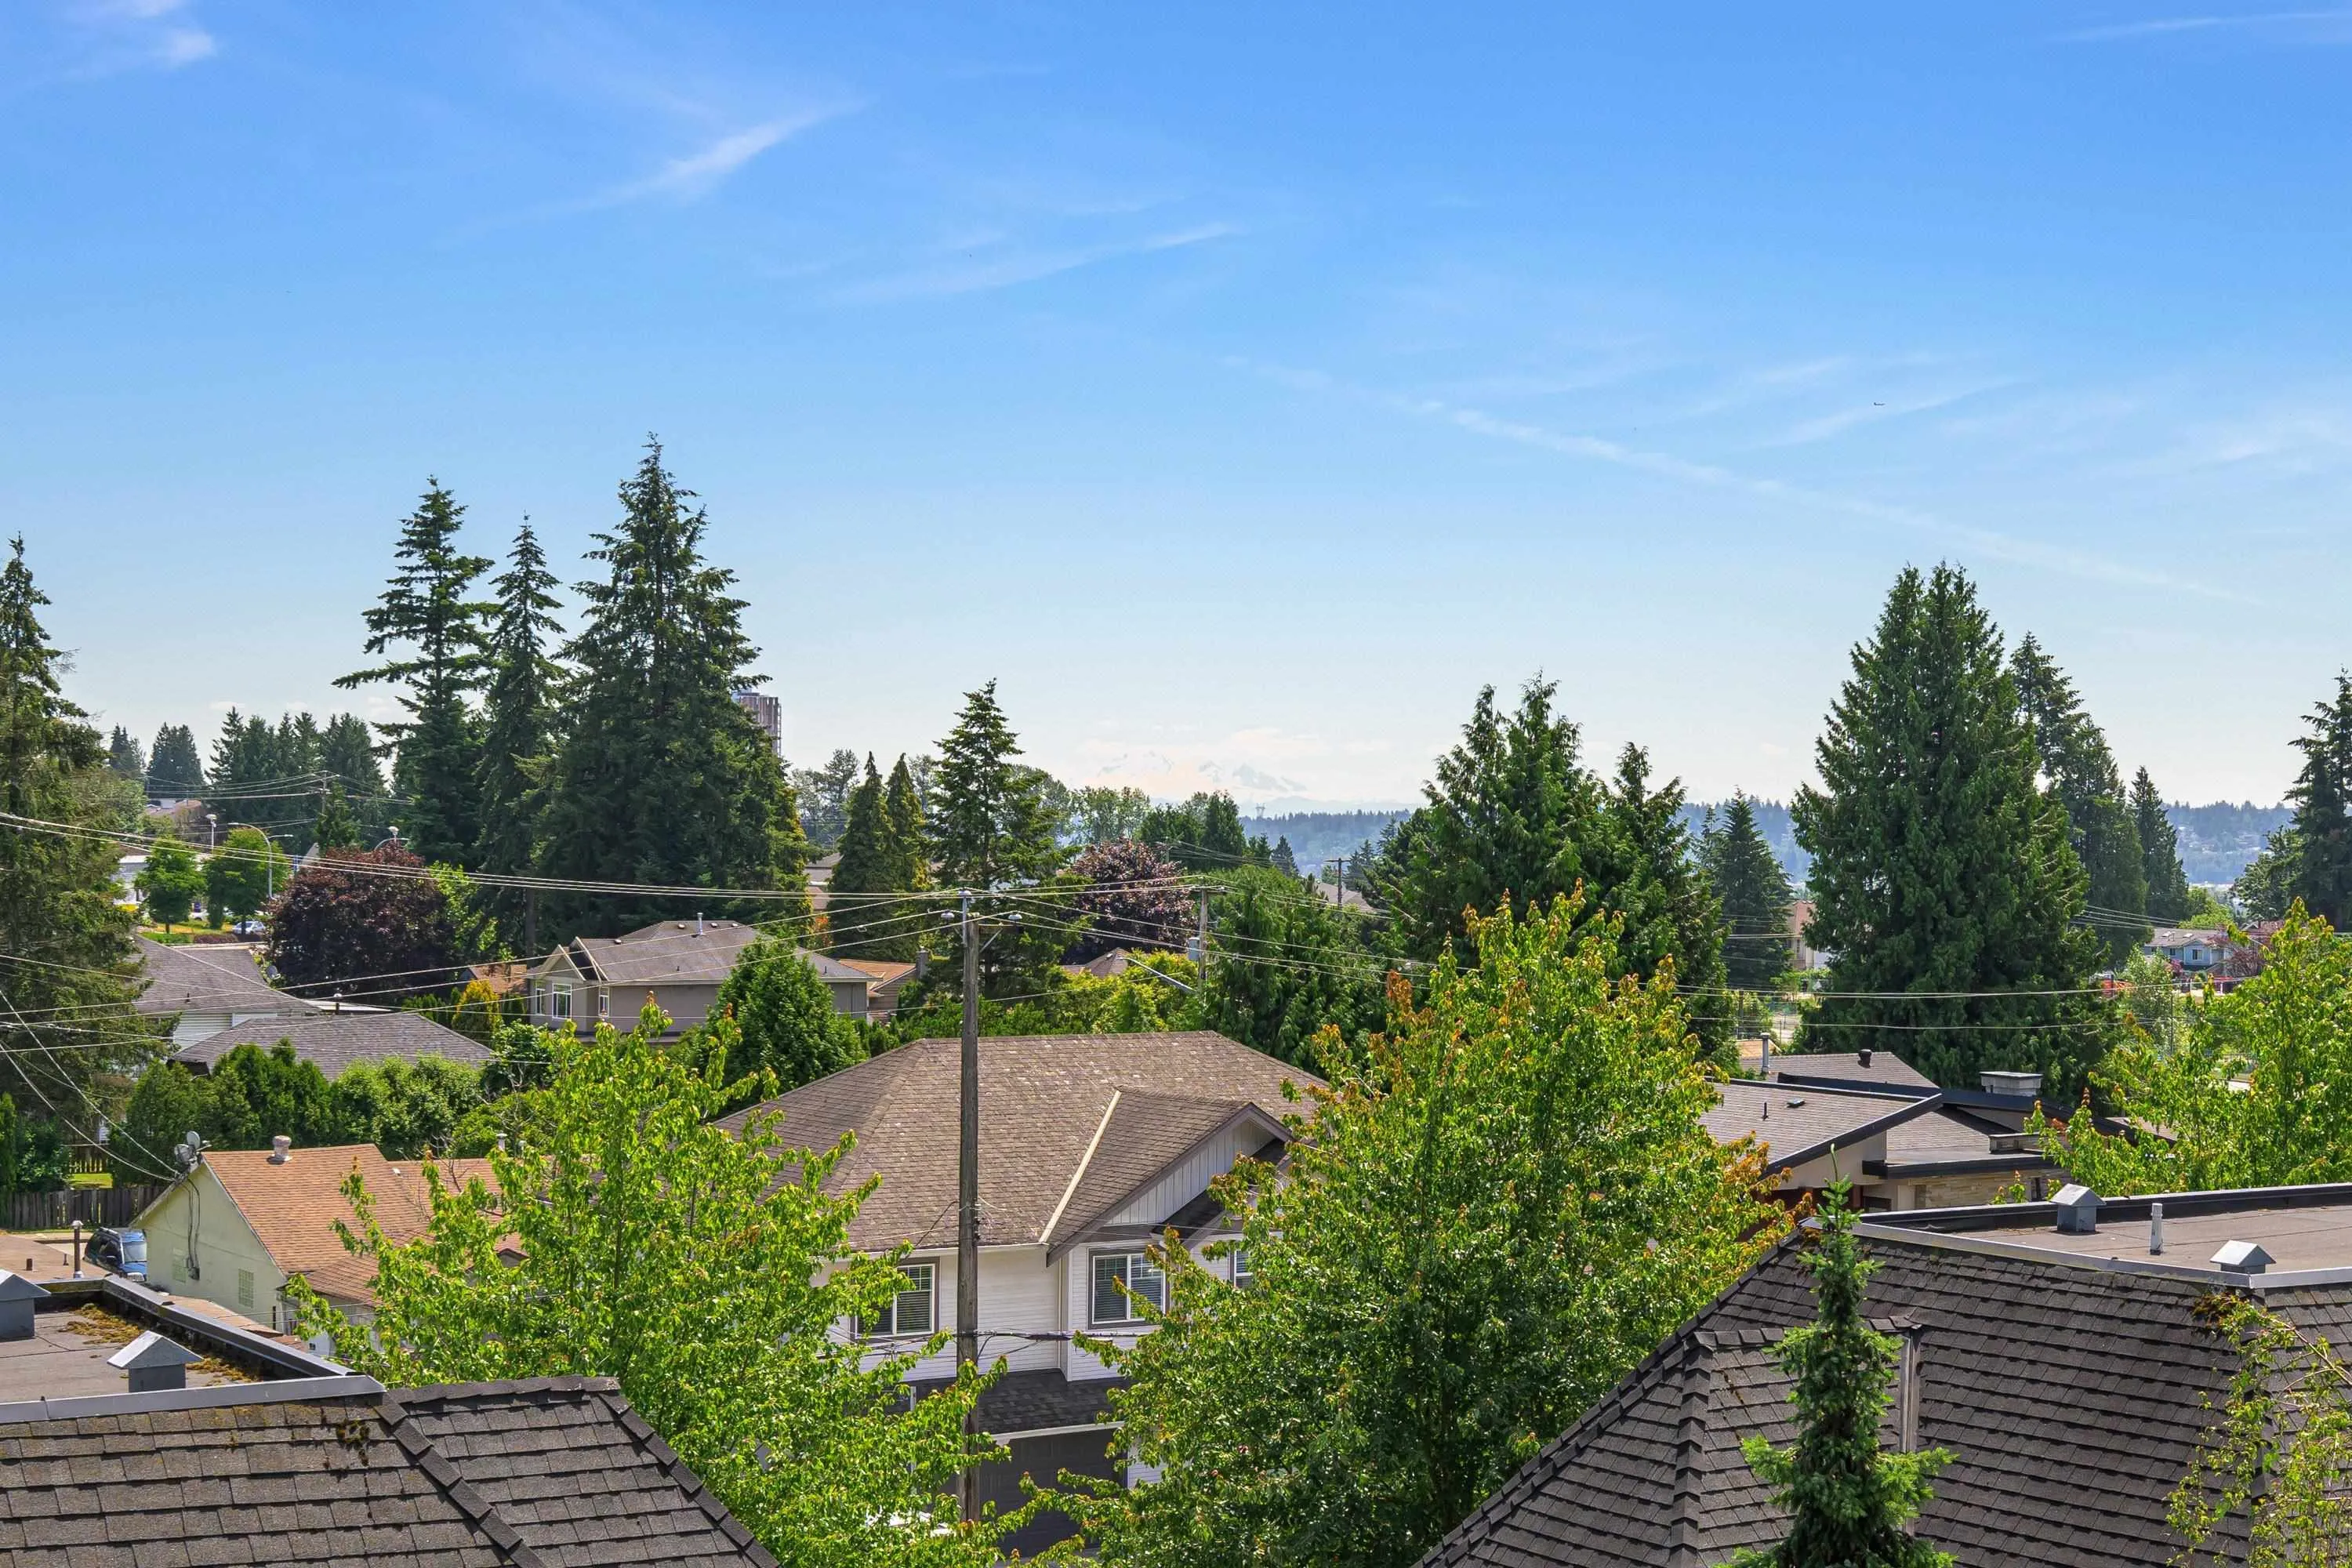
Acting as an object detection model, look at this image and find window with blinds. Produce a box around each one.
[1092,1251,1166,1324]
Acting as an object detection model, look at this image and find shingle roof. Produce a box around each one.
[132,935,286,1017]
[0,1374,776,1566]
[1417,1199,2318,1567]
[908,1367,1121,1439]
[183,1146,495,1305]
[174,1007,495,1076]
[1702,1080,1942,1171]
[564,920,866,988]
[1767,1050,1937,1093]
[715,1033,1318,1252]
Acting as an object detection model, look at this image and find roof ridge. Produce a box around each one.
[373,1385,552,1568]
[591,1385,782,1566]
[1664,1334,1717,1568]
[1040,1089,1120,1248]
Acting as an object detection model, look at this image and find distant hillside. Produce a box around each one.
[1241,810,1410,873]
[2167,801,2290,887]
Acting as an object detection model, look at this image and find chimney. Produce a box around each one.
[268,1135,292,1164]
[109,1330,200,1394]
[1980,1069,2044,1099]
[0,1272,49,1341]
[2053,1183,2100,1235]
[2212,1240,2274,1276]
[1857,1047,1873,1069]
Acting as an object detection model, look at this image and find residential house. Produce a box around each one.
[1784,898,1830,971]
[172,1006,495,1078]
[1419,1181,2352,1566]
[1062,948,1137,980]
[714,1029,1319,1557]
[138,1140,492,1331]
[526,917,872,1033]
[131,935,293,1049]
[2147,924,2229,973]
[0,1272,771,1566]
[837,956,918,1018]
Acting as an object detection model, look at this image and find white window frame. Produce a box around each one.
[1229,1243,1255,1290]
[551,981,572,1021]
[1092,1250,1166,1325]
[865,1261,937,1338]
[596,988,610,1022]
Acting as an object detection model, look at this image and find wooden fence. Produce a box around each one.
[1,1185,166,1232]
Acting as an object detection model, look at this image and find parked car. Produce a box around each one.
[232,919,266,938]
[88,1226,147,1281]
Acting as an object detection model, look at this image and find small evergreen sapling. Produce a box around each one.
[1731,1181,1953,1568]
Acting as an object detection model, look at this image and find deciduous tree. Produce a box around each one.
[796,748,861,851]
[265,845,459,998]
[1059,896,1782,1568]
[287,1003,1023,1567]
[1200,865,1385,1068]
[1792,565,2104,1097]
[203,825,288,924]
[136,833,205,931]
[713,933,862,1094]
[1065,839,1189,960]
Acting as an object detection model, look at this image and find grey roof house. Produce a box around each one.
[131,936,293,1047]
[717,1029,1319,1556]
[1420,1181,2352,1567]
[527,918,871,1034]
[1751,1053,2068,1209]
[173,1007,494,1077]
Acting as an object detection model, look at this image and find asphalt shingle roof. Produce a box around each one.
[0,1374,775,1566]
[132,937,286,1017]
[1702,1080,1940,1171]
[715,1033,1318,1252]
[564,920,866,989]
[184,1146,495,1305]
[174,1008,495,1077]
[1767,1050,1938,1093]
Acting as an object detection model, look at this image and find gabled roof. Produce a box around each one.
[131,935,286,1017]
[715,1033,1319,1252]
[1703,1079,1942,1172]
[1766,1049,1936,1094]
[1419,1185,2352,1566]
[0,1374,776,1566]
[176,1145,495,1305]
[561,920,868,989]
[174,1007,495,1077]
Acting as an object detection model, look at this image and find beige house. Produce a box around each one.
[525,917,872,1033]
[138,1141,490,1332]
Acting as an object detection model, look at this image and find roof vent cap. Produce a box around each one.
[2212,1240,2274,1276]
[109,1330,200,1393]
[1857,1048,1873,1068]
[267,1134,291,1164]
[0,1271,49,1342]
[1981,1069,2045,1099]
[2053,1183,2100,1235]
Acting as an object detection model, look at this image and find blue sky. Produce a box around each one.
[5,3,2347,808]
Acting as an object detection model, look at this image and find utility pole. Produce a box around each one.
[956,888,980,1523]
[1195,888,1210,988]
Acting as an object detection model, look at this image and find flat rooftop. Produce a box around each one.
[0,1301,257,1403]
[1864,1183,2352,1285]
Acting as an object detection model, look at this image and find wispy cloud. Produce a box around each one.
[58,0,215,74]
[1236,357,2249,602]
[1761,381,2014,447]
[582,106,849,209]
[2056,9,2352,42]
[840,221,1239,303]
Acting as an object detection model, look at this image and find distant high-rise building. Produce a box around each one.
[734,690,782,757]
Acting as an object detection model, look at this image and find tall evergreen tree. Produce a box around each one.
[538,441,808,936]
[1703,793,1795,989]
[794,749,860,851]
[2287,671,2352,930]
[0,540,147,1134]
[1730,1183,1954,1568]
[2011,633,2148,959]
[929,681,1057,890]
[147,723,204,797]
[1594,745,1732,1061]
[828,756,918,960]
[2132,767,2194,923]
[882,753,927,895]
[335,479,493,867]
[318,713,383,795]
[474,520,564,880]
[107,726,143,782]
[312,783,363,852]
[1793,565,2104,1095]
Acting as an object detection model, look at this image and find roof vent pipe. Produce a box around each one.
[696,911,704,938]
[2053,1183,2100,1236]
[268,1135,291,1164]
[2149,1201,2164,1256]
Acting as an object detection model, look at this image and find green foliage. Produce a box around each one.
[1728,1183,1954,1568]
[208,1041,337,1149]
[931,681,1058,890]
[147,723,204,796]
[714,934,862,1095]
[1792,565,2106,1097]
[265,845,459,996]
[2288,673,2352,931]
[2169,1294,2352,1568]
[538,442,810,938]
[1704,793,1795,989]
[1064,839,1189,960]
[311,783,362,851]
[2034,906,2352,1194]
[796,748,861,851]
[136,833,205,930]
[829,757,921,962]
[1596,745,1732,1065]
[2181,885,2232,927]
[1200,866,1387,1069]
[474,520,564,905]
[2013,634,2149,958]
[1058,897,1784,1568]
[2135,768,2196,924]
[319,712,385,796]
[2236,826,2303,922]
[107,726,143,781]
[1072,785,1152,845]
[285,1002,1026,1567]
[1138,791,1262,870]
[112,1062,213,1182]
[336,478,494,866]
[203,825,289,923]
[329,1054,484,1160]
